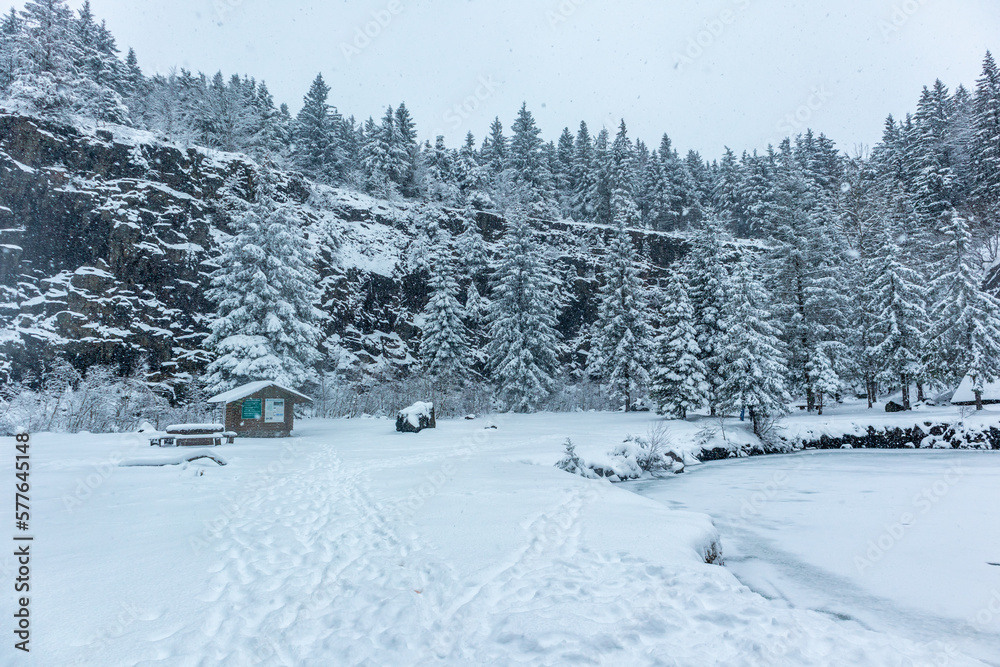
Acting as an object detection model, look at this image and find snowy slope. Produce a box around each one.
[4,412,986,665]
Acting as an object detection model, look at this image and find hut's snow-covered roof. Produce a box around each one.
[950,375,1000,404]
[207,381,312,404]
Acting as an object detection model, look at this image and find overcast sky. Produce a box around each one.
[69,0,999,159]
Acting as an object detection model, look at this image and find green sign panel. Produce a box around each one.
[241,398,262,419]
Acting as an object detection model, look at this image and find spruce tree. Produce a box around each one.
[570,121,595,221]
[926,210,1000,409]
[456,131,485,198]
[393,102,418,193]
[420,245,470,389]
[12,0,84,116]
[360,108,408,197]
[481,116,508,177]
[868,221,928,409]
[589,200,651,412]
[608,120,641,228]
[684,218,730,413]
[294,73,341,181]
[972,51,1000,229]
[486,210,562,411]
[908,81,958,227]
[555,126,576,217]
[716,260,790,437]
[424,135,460,204]
[203,169,324,393]
[585,128,612,224]
[650,272,708,418]
[0,6,22,95]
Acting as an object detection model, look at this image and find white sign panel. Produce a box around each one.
[264,398,285,423]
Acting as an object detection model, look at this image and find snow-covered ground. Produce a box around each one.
[630,448,1000,666]
[3,412,993,665]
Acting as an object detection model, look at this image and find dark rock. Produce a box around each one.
[395,401,435,433]
[884,401,906,413]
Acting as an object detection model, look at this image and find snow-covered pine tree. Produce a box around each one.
[361,106,410,197]
[972,51,1000,230]
[203,169,324,394]
[712,148,745,235]
[569,121,595,221]
[419,244,470,390]
[0,7,21,95]
[10,0,85,116]
[908,81,958,229]
[464,280,488,325]
[589,170,651,412]
[650,272,708,419]
[393,102,419,194]
[360,115,393,196]
[608,120,641,229]
[406,208,443,277]
[423,135,461,204]
[716,259,790,437]
[293,73,342,182]
[926,210,1000,409]
[868,220,929,410]
[764,140,850,411]
[507,102,557,215]
[639,135,685,232]
[455,131,485,199]
[585,128,612,224]
[508,103,543,187]
[554,126,576,217]
[486,209,562,412]
[481,116,508,178]
[71,0,130,124]
[807,342,841,416]
[456,211,489,279]
[683,218,731,414]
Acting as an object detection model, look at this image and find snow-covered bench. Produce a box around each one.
[149,424,236,447]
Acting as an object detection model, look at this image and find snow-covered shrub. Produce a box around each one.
[0,361,181,435]
[582,422,686,482]
[554,438,601,479]
[608,427,685,478]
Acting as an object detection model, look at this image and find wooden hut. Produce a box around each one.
[207,381,312,437]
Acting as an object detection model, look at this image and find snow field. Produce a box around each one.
[632,448,1000,664]
[1,412,990,665]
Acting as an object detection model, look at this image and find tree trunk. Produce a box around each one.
[916,383,925,403]
[901,375,911,411]
[817,392,824,416]
[866,377,876,409]
[976,389,984,411]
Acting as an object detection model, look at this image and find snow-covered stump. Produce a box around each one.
[395,401,436,433]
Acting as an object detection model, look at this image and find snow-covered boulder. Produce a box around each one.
[395,401,435,433]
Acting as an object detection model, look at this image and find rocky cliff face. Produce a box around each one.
[0,110,688,395]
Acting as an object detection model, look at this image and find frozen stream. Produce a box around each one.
[630,450,1000,665]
